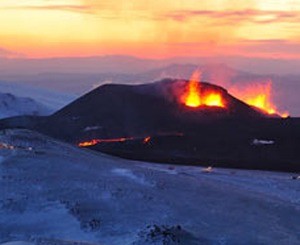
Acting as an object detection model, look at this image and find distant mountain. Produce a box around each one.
[0,55,300,76]
[0,55,168,76]
[0,80,76,111]
[0,63,261,94]
[0,92,51,119]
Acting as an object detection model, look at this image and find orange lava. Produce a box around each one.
[230,81,289,117]
[78,137,132,147]
[182,70,224,108]
[143,136,151,144]
[78,133,184,148]
[204,93,224,107]
[184,70,202,107]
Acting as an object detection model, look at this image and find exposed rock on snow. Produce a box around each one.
[83,126,102,132]
[252,139,275,145]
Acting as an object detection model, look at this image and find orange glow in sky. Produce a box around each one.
[1,0,300,58]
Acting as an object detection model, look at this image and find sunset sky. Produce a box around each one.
[1,0,300,58]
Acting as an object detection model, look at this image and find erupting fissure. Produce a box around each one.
[230,81,289,118]
[182,70,224,108]
[182,69,288,118]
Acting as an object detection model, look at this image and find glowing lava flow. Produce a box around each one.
[204,93,224,107]
[182,70,224,108]
[78,137,132,147]
[78,136,151,147]
[143,136,151,144]
[78,133,184,148]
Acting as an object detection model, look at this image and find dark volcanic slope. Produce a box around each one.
[0,79,299,172]
[41,79,266,142]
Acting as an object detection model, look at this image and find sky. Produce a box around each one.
[0,0,300,59]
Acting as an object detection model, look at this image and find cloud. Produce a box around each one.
[162,9,300,25]
[0,4,94,14]
[4,1,299,26]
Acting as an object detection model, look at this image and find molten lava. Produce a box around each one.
[182,70,224,108]
[184,70,201,107]
[185,80,201,107]
[246,94,275,114]
[204,93,224,107]
[181,70,288,117]
[78,133,183,148]
[78,137,132,147]
[143,136,151,144]
[230,81,288,118]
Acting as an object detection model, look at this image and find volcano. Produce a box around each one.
[1,79,299,172]
[45,79,268,139]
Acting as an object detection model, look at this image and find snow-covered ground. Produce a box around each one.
[0,129,299,245]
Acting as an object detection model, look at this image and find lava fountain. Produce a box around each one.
[184,70,202,107]
[181,70,224,108]
[230,81,288,118]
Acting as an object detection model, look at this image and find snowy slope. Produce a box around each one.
[0,129,299,244]
[0,92,52,119]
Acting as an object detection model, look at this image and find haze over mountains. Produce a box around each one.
[1,55,300,75]
[0,56,298,115]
